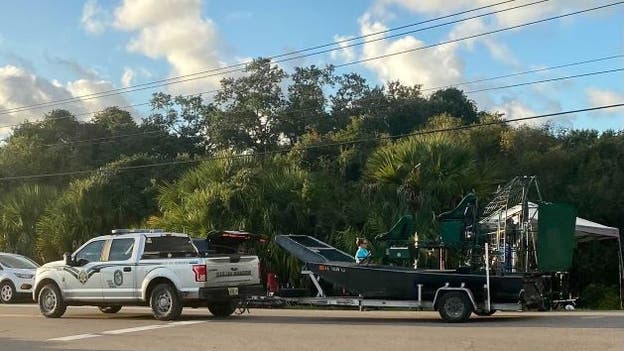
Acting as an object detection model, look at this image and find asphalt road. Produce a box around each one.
[0,304,623,351]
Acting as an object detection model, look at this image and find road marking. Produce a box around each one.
[100,325,171,335]
[46,321,205,341]
[48,334,100,341]
[169,321,204,326]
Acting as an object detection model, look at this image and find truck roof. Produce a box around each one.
[94,231,190,240]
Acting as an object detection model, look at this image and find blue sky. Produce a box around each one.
[0,0,622,134]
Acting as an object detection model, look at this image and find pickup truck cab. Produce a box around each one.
[33,229,262,320]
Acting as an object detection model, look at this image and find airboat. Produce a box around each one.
[274,176,581,322]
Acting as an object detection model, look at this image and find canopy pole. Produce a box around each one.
[618,234,623,310]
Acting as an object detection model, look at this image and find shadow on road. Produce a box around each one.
[0,337,117,351]
[56,311,624,329]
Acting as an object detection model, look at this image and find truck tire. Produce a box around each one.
[0,281,16,303]
[99,305,123,314]
[438,291,473,323]
[149,283,183,321]
[208,301,237,317]
[38,283,67,318]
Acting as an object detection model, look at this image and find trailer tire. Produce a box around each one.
[438,292,473,323]
[99,305,122,314]
[474,309,496,317]
[208,301,237,317]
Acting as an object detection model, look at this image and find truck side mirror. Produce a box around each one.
[63,252,74,267]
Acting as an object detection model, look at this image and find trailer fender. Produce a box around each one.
[432,283,477,311]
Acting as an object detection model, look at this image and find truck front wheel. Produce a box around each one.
[149,283,183,321]
[208,301,237,317]
[38,283,67,318]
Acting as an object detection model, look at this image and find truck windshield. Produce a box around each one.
[142,236,199,258]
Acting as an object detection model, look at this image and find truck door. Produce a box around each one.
[100,237,138,301]
[63,239,106,301]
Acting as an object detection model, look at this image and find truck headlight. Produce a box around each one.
[15,273,34,279]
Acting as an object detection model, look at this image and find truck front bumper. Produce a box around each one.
[199,284,264,301]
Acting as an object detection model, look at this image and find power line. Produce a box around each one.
[1,103,621,181]
[36,64,624,148]
[334,1,624,70]
[464,67,624,93]
[423,54,624,92]
[0,0,547,116]
[1,1,617,124]
[0,90,217,130]
[21,63,624,149]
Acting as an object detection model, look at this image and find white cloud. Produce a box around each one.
[586,88,624,114]
[0,65,133,133]
[81,0,108,35]
[65,79,130,113]
[121,67,134,88]
[330,35,357,62]
[357,13,463,89]
[112,0,224,94]
[492,99,539,122]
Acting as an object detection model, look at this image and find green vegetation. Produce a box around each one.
[0,59,621,305]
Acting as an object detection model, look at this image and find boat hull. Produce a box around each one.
[308,262,523,303]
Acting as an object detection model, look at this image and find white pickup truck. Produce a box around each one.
[33,229,262,320]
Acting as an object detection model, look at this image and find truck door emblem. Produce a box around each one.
[78,270,88,284]
[113,270,123,286]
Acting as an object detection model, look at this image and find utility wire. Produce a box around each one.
[0,0,546,115]
[1,103,621,181]
[464,67,624,93]
[0,1,615,128]
[33,65,624,149]
[423,54,624,92]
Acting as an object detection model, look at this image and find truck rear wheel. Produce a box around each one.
[38,283,67,318]
[438,292,473,323]
[208,301,237,317]
[149,283,183,321]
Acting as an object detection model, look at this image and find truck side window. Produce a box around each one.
[108,238,135,261]
[74,240,105,264]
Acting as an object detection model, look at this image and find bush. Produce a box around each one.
[578,284,621,310]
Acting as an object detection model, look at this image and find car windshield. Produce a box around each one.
[0,254,39,269]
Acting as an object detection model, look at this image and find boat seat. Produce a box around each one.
[375,215,415,243]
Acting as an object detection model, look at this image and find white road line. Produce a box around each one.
[46,321,205,341]
[48,334,100,341]
[169,321,205,326]
[100,325,172,335]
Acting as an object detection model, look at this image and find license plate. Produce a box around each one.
[228,287,239,296]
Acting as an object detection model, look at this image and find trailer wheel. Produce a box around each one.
[474,309,496,317]
[208,301,237,317]
[98,305,122,314]
[438,292,473,323]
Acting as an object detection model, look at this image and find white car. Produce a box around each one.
[33,230,262,320]
[0,253,39,303]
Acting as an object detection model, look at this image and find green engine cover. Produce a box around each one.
[386,247,410,260]
[537,202,577,271]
